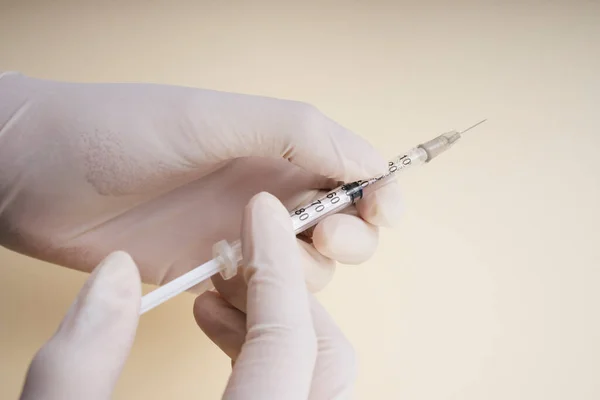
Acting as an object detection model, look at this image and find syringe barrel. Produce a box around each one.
[213,146,429,282]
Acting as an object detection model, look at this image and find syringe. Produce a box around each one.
[140,120,486,314]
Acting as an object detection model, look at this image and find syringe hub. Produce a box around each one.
[213,239,242,280]
[418,131,461,162]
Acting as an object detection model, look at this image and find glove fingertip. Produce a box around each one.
[92,250,142,305]
[357,180,403,228]
[312,214,379,265]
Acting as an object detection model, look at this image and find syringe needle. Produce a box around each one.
[460,119,487,134]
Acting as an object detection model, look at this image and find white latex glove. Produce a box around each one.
[0,72,402,304]
[19,251,141,400]
[20,193,354,400]
[195,193,355,399]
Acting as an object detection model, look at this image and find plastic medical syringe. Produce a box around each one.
[140,120,486,314]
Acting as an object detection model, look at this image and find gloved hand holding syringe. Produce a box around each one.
[141,119,487,314]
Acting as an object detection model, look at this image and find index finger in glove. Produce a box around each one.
[311,179,403,264]
[2,74,386,185]
[178,92,388,183]
[195,193,356,399]
[20,251,141,400]
[222,192,317,400]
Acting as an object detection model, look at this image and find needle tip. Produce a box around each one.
[460,119,487,134]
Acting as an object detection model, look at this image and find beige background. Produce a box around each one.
[1,0,599,399]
